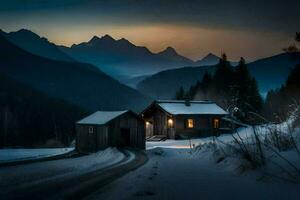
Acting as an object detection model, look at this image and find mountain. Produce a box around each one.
[120,75,151,89]
[195,53,220,66]
[157,47,194,64]
[0,29,74,62]
[0,73,88,147]
[59,35,195,78]
[195,53,238,66]
[0,35,151,112]
[247,52,300,96]
[137,66,215,99]
[137,52,300,99]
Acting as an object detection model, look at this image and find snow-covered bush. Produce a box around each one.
[209,114,300,182]
[264,126,296,152]
[213,127,265,170]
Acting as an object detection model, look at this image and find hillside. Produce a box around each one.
[137,66,215,99]
[0,35,151,112]
[0,29,74,62]
[247,52,300,96]
[0,73,87,147]
[137,52,300,99]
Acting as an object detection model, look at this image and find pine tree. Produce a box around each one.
[248,78,263,112]
[214,53,234,91]
[285,64,300,98]
[213,53,235,108]
[201,72,212,93]
[177,54,263,123]
[189,81,200,99]
[296,32,300,42]
[175,87,186,100]
[234,57,263,120]
[283,32,300,53]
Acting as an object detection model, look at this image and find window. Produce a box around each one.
[167,118,174,128]
[187,119,194,128]
[213,119,220,129]
[88,126,94,134]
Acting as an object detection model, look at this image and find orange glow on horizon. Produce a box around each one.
[7,24,291,61]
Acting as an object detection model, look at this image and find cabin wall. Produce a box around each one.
[174,115,224,138]
[76,124,108,153]
[152,108,168,136]
[108,113,145,149]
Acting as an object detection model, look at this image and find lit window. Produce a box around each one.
[187,119,194,128]
[213,119,220,129]
[88,126,94,133]
[168,118,174,128]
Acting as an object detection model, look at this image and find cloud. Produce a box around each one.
[0,0,298,60]
[0,0,299,33]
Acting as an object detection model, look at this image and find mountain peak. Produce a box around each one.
[159,46,178,56]
[165,46,177,53]
[202,53,219,60]
[88,34,116,44]
[101,34,115,41]
[118,38,129,43]
[10,29,44,41]
[16,28,37,36]
[195,53,220,66]
[118,38,136,47]
[89,35,100,43]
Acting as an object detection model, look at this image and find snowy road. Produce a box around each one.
[0,148,147,199]
[86,146,300,200]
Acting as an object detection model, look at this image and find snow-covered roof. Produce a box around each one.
[77,110,128,125]
[156,100,228,115]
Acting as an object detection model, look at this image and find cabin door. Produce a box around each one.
[120,128,131,147]
[146,121,153,137]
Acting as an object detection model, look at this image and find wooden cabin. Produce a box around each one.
[76,110,145,153]
[141,100,231,139]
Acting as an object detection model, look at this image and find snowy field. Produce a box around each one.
[87,123,300,200]
[0,148,127,192]
[0,147,74,163]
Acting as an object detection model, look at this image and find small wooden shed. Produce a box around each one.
[76,110,145,153]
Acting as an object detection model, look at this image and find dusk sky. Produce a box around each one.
[0,0,299,61]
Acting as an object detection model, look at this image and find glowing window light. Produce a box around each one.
[187,119,194,128]
[213,119,220,128]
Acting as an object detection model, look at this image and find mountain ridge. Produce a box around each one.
[137,52,300,99]
[0,34,151,112]
[59,34,195,78]
[0,29,74,62]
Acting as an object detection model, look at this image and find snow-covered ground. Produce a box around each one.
[0,147,74,163]
[146,126,254,150]
[0,148,126,192]
[87,123,300,200]
[87,147,300,200]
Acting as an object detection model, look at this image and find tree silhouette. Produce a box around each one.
[175,55,262,122]
[295,32,300,42]
[283,32,300,53]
